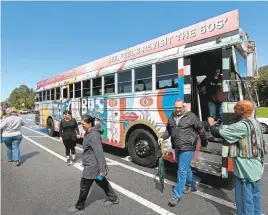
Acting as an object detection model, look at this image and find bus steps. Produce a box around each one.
[191,159,222,176]
[200,141,222,157]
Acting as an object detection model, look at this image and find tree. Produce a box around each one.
[8,85,35,109]
[1,99,10,110]
[255,66,268,107]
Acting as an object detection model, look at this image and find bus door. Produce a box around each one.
[34,92,41,125]
[187,51,224,177]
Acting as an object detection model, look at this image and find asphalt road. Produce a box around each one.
[1,114,268,215]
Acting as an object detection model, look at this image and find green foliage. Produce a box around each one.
[257,107,268,118]
[8,85,35,109]
[255,66,268,107]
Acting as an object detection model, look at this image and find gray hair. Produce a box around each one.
[174,99,184,105]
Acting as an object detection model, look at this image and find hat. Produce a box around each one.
[6,107,18,115]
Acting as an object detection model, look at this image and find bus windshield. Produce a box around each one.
[235,48,247,77]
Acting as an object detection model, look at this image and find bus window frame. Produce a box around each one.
[92,77,102,96]
[82,79,91,97]
[104,73,115,95]
[56,87,61,100]
[51,88,55,100]
[74,81,82,98]
[61,86,68,99]
[232,46,244,101]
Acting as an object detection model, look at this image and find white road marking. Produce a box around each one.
[77,146,236,209]
[23,135,174,215]
[22,126,236,209]
[23,126,62,142]
[26,136,48,138]
[121,156,132,162]
[26,119,34,122]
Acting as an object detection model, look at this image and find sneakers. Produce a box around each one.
[169,195,180,206]
[183,187,197,194]
[70,159,75,165]
[68,206,85,214]
[104,198,119,206]
[67,159,71,166]
[15,161,20,166]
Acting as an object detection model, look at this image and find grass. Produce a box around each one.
[257,107,268,118]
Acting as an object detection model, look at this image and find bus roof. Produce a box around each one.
[37,9,239,89]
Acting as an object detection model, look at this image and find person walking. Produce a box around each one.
[208,100,265,215]
[158,100,208,206]
[59,110,80,165]
[0,107,25,166]
[68,115,119,214]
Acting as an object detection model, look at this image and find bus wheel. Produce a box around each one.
[47,118,55,137]
[127,129,158,167]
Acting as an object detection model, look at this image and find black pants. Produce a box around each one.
[75,177,118,210]
[62,139,76,156]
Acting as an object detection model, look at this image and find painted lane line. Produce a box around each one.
[23,126,61,142]
[23,135,174,215]
[121,156,132,162]
[26,136,48,138]
[75,146,236,209]
[23,126,236,209]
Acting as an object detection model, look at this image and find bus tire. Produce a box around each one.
[47,118,55,137]
[127,129,158,167]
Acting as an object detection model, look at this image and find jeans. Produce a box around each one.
[76,177,118,210]
[235,177,262,215]
[173,151,197,199]
[208,100,223,122]
[3,135,22,161]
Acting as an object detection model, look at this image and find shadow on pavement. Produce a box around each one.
[20,151,40,164]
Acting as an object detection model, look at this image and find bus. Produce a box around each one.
[34,10,259,178]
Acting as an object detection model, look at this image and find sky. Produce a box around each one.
[1,1,268,101]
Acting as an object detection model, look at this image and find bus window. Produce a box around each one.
[63,88,68,99]
[92,77,102,96]
[156,60,178,89]
[83,80,91,97]
[135,65,152,92]
[70,84,74,98]
[56,87,60,100]
[118,70,132,94]
[104,74,115,94]
[46,90,50,100]
[51,89,55,100]
[41,91,45,101]
[75,82,81,98]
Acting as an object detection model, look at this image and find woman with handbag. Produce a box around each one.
[59,110,80,165]
[68,115,119,214]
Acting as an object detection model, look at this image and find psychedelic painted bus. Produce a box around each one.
[34,10,259,178]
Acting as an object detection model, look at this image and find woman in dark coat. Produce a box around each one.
[68,115,119,214]
[59,110,80,165]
